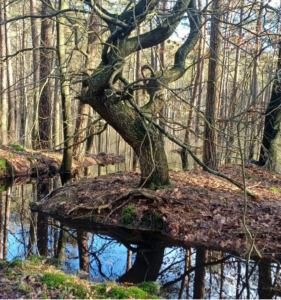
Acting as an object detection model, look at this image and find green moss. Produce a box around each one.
[11,144,25,151]
[150,179,172,191]
[120,206,137,226]
[9,259,23,268]
[0,260,9,270]
[9,152,14,158]
[94,284,158,299]
[0,158,12,177]
[141,211,163,230]
[139,281,159,294]
[27,255,61,267]
[269,186,281,193]
[42,273,89,298]
[0,185,7,192]
[0,256,160,299]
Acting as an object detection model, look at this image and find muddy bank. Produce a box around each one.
[0,145,124,178]
[31,165,281,261]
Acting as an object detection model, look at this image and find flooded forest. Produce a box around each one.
[0,0,281,298]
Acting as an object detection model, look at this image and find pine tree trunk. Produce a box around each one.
[39,0,53,149]
[203,0,223,170]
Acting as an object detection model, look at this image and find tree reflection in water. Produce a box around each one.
[0,176,280,299]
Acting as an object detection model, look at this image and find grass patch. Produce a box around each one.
[269,186,281,194]
[120,206,137,226]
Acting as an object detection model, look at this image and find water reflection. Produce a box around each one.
[0,175,280,299]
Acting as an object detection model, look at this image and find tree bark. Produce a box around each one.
[80,0,200,187]
[39,0,53,149]
[30,0,40,149]
[258,41,281,170]
[0,0,9,145]
[58,0,73,173]
[203,0,223,170]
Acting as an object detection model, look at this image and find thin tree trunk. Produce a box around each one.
[39,0,53,149]
[4,3,16,142]
[0,0,9,145]
[30,0,40,149]
[58,0,73,173]
[203,0,223,170]
[74,11,100,161]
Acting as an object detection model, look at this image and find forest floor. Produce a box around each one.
[32,164,281,261]
[0,145,124,178]
[0,256,158,299]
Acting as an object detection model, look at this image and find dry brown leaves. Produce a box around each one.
[34,165,281,260]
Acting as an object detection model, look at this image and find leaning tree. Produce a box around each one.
[79,0,200,188]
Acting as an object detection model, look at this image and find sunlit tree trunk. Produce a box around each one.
[4,4,15,142]
[226,1,244,164]
[248,1,264,160]
[0,0,9,145]
[30,0,40,149]
[73,11,101,161]
[58,0,73,173]
[182,0,204,170]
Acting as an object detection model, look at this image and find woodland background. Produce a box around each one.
[0,0,280,176]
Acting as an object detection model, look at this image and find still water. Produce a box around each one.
[0,169,280,299]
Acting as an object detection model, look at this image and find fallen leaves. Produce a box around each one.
[32,164,281,259]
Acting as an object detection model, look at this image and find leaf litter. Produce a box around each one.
[33,164,281,260]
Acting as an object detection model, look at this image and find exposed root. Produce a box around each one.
[66,189,165,216]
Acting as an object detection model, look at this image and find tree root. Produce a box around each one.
[66,189,165,216]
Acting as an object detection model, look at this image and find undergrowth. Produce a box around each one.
[0,256,160,299]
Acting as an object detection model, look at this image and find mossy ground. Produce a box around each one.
[0,256,159,299]
[0,158,12,176]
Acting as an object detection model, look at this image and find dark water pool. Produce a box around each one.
[0,173,280,299]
